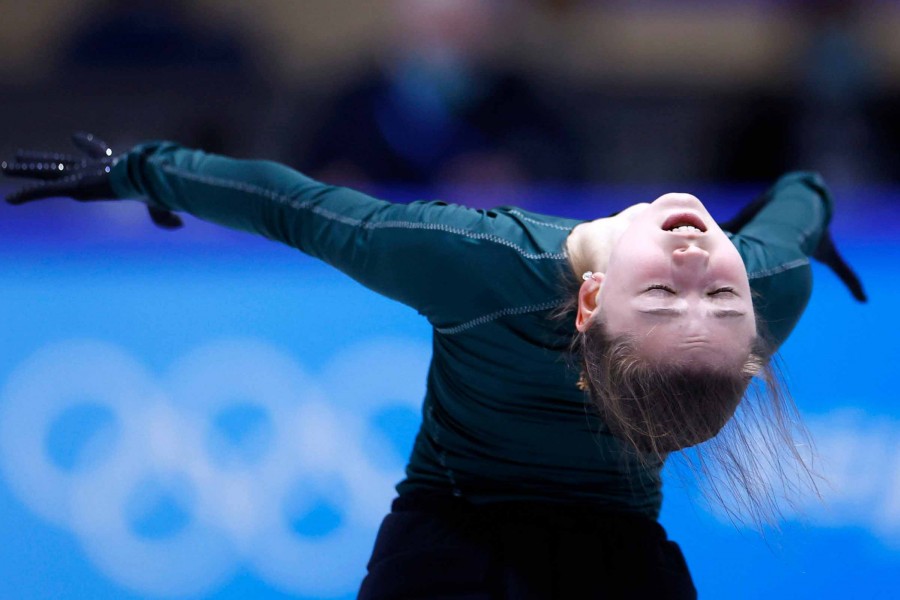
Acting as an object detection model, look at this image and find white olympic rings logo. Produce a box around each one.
[0,337,430,598]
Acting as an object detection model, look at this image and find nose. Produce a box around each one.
[672,245,709,270]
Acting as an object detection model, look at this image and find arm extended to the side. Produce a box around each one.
[721,172,866,303]
[3,136,865,329]
[719,171,866,349]
[2,134,567,330]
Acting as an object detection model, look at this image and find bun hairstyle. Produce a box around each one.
[568,309,819,528]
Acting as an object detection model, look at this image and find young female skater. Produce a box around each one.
[2,134,865,598]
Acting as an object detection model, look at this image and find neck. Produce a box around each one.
[566,204,649,278]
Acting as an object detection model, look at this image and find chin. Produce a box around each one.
[653,193,705,210]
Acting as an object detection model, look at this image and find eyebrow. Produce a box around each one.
[638,308,747,318]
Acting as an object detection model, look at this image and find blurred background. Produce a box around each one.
[0,1,897,598]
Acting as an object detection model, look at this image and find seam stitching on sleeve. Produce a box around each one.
[509,209,574,231]
[435,299,567,335]
[748,257,809,280]
[158,163,567,260]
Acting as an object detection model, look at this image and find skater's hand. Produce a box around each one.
[2,133,182,229]
[812,229,867,302]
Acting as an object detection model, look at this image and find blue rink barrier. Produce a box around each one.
[0,184,897,599]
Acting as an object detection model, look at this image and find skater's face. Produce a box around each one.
[576,193,757,369]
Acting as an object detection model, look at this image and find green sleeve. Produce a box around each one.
[729,172,833,348]
[108,142,558,327]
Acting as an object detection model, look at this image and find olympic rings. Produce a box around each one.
[701,408,900,547]
[0,337,429,597]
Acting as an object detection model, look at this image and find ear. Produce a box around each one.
[575,272,604,332]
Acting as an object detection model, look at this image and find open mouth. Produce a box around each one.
[662,212,707,233]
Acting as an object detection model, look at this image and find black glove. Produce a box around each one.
[720,190,867,303]
[2,132,182,229]
[811,230,867,302]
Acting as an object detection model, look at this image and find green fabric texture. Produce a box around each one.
[110,143,829,519]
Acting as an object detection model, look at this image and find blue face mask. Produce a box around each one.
[393,52,479,111]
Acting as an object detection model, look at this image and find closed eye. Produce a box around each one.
[645,284,676,294]
[709,287,736,297]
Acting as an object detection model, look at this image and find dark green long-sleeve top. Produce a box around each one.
[110,142,831,519]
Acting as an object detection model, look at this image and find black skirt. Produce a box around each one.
[358,493,697,599]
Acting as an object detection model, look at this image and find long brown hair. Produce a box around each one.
[556,284,820,529]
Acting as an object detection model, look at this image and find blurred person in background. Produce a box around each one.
[63,0,247,72]
[291,0,583,186]
[793,0,879,184]
[715,0,882,184]
[57,0,254,156]
[2,130,865,597]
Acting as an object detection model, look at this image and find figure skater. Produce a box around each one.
[2,134,865,598]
